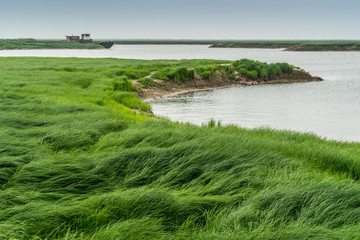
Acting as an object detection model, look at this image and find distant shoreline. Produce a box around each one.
[209,41,360,51]
[2,39,360,51]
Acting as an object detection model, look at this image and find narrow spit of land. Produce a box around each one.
[209,40,360,51]
[6,57,360,240]
[134,61,322,101]
[139,68,322,101]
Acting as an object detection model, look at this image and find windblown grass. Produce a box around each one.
[0,57,359,239]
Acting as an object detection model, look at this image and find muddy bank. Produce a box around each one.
[139,69,323,102]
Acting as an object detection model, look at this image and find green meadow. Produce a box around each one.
[1,57,360,239]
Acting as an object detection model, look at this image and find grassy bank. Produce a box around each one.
[135,59,321,100]
[1,57,359,239]
[209,40,360,51]
[0,39,103,50]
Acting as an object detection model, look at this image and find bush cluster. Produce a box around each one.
[195,65,223,79]
[150,67,195,83]
[233,59,293,80]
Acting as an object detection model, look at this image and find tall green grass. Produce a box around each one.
[0,57,360,239]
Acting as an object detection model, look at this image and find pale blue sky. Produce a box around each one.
[1,0,359,39]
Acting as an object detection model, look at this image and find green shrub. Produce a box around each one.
[224,65,235,74]
[200,71,212,79]
[268,64,282,76]
[174,68,188,83]
[229,73,237,81]
[259,68,269,78]
[172,68,195,83]
[237,68,258,79]
[112,76,133,91]
[112,92,151,111]
[233,59,294,79]
[247,70,258,79]
[138,78,155,87]
[187,69,195,79]
[116,68,150,79]
[195,66,205,74]
[278,63,293,74]
[151,71,168,80]
[159,67,177,79]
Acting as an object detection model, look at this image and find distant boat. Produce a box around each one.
[65,33,114,49]
[98,41,114,49]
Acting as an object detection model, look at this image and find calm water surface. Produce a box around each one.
[1,45,359,142]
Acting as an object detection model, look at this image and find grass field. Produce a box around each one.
[1,57,360,239]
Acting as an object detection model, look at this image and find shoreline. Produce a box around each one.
[141,71,323,102]
[209,44,360,52]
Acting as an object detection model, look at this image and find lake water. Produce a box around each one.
[1,45,359,142]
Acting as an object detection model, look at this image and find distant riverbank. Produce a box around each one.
[209,40,360,51]
[0,39,103,50]
[2,39,360,51]
[108,39,360,51]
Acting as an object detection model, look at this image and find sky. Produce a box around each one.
[1,0,359,39]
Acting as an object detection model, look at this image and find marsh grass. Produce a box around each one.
[0,57,360,239]
[0,39,102,49]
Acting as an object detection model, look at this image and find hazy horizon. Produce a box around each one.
[2,0,360,40]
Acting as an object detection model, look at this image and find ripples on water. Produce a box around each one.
[1,45,359,142]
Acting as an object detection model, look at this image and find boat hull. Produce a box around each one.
[98,42,114,49]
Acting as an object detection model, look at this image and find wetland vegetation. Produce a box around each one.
[209,40,360,51]
[0,39,103,50]
[0,57,359,239]
[2,39,360,51]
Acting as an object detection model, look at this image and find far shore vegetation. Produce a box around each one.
[111,39,360,51]
[0,39,103,50]
[209,40,360,51]
[1,39,360,51]
[1,57,359,239]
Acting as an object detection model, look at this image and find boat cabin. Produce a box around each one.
[65,33,93,43]
[80,34,92,43]
[65,35,80,41]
